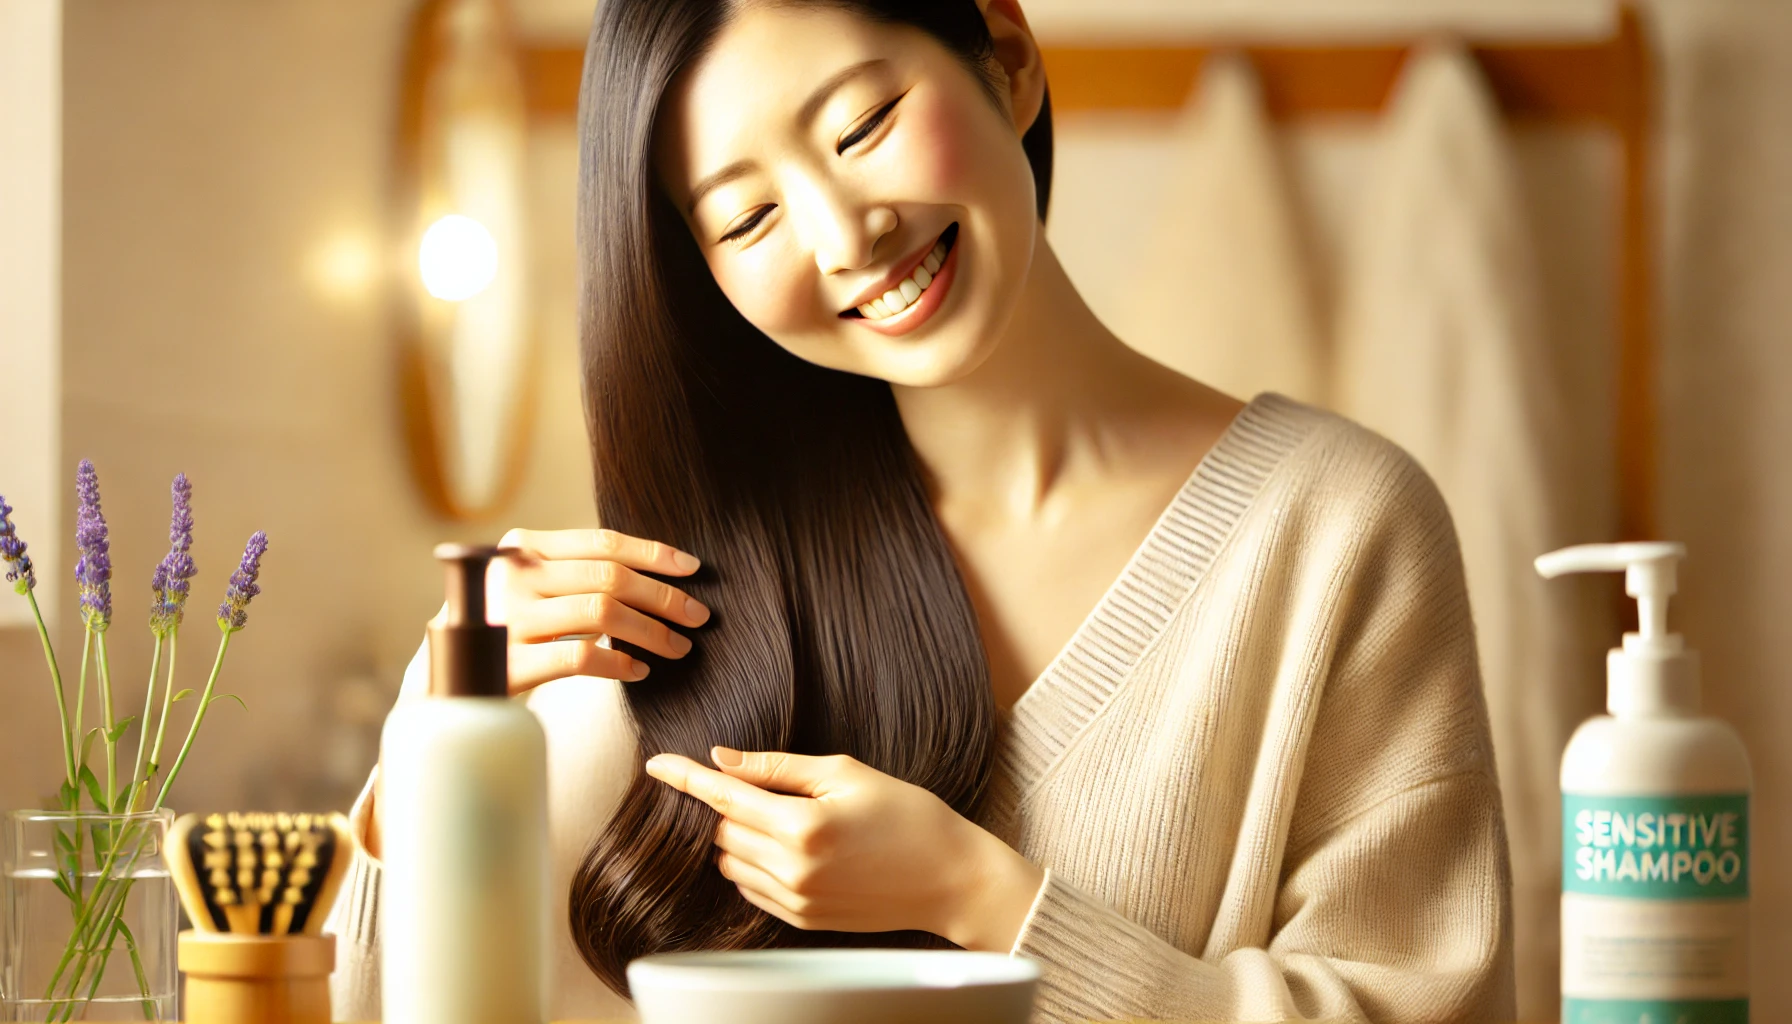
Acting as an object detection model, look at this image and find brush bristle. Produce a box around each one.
[168,811,352,935]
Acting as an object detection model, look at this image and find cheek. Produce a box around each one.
[881,87,986,198]
[706,238,825,337]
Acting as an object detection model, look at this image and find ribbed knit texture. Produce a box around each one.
[987,394,1514,1022]
[326,394,1515,1023]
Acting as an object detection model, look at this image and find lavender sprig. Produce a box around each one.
[3,463,273,1020]
[2,494,71,784]
[74,460,112,632]
[148,474,196,635]
[216,531,268,632]
[0,495,35,594]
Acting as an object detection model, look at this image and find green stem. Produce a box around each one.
[142,630,179,803]
[97,630,119,806]
[43,818,150,1008]
[41,822,132,1003]
[25,589,76,786]
[154,628,232,809]
[74,627,91,783]
[127,633,164,812]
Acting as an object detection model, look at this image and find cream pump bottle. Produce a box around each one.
[380,544,548,1024]
[1537,543,1751,1024]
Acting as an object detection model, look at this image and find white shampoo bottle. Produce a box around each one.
[1537,543,1751,1024]
[381,544,548,1024]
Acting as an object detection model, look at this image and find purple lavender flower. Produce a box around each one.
[0,495,35,594]
[149,473,197,634]
[74,459,112,630]
[216,530,268,632]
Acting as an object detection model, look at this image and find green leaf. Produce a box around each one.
[51,872,73,901]
[171,688,194,703]
[78,727,103,775]
[115,919,156,1021]
[105,716,137,744]
[79,764,106,811]
[57,780,77,811]
[206,693,248,713]
[53,827,73,855]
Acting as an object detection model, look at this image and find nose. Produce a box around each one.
[785,171,896,276]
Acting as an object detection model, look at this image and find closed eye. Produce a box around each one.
[720,206,773,243]
[836,95,902,154]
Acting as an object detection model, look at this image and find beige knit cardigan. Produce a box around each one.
[326,394,1516,1023]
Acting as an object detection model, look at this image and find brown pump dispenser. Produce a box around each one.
[429,543,509,697]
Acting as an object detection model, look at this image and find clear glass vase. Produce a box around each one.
[2,810,178,1022]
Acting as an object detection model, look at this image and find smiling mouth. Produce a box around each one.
[841,224,959,320]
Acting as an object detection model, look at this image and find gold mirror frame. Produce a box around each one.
[396,0,537,520]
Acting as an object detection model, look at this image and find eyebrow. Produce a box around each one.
[685,58,890,215]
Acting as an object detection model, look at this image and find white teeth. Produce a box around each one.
[856,234,953,321]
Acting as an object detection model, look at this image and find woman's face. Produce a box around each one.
[656,3,1041,388]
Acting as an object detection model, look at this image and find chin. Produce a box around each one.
[864,333,1000,389]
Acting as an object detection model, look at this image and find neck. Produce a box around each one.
[891,235,1206,522]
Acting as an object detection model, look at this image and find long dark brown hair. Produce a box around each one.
[567,0,1054,996]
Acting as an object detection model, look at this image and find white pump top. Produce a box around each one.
[1535,542,1700,716]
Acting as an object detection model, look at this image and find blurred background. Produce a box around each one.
[0,1,1786,1020]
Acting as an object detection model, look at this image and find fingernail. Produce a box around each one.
[711,745,743,767]
[669,631,693,657]
[672,550,701,573]
[684,597,710,625]
[629,659,650,680]
[645,755,667,775]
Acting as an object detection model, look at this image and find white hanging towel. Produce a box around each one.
[1332,44,1597,1022]
[1118,53,1324,404]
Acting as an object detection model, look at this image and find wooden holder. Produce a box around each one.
[179,931,335,1024]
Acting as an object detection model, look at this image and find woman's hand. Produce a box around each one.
[644,749,1045,952]
[491,527,710,694]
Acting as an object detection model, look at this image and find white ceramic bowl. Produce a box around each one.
[627,948,1041,1024]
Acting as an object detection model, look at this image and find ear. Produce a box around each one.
[981,0,1046,137]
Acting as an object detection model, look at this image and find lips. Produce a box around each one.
[840,225,961,338]
[840,224,959,321]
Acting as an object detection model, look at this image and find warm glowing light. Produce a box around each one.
[306,230,378,303]
[418,214,498,301]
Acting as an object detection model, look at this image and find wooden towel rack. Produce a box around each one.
[513,4,1657,540]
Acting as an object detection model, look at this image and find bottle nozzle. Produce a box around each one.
[1536,541,1698,715]
[429,543,510,697]
[437,543,494,628]
[1535,541,1686,640]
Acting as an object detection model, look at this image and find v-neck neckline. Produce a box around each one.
[987,393,1313,809]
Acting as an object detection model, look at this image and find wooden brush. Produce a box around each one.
[167,811,351,1024]
[167,811,352,936]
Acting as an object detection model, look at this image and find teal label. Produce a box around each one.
[1563,793,1749,899]
[1563,997,1748,1024]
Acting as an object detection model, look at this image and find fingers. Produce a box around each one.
[511,593,693,660]
[501,528,700,576]
[717,851,813,925]
[508,639,649,693]
[521,558,709,628]
[645,754,796,836]
[730,873,810,930]
[710,747,856,798]
[713,818,787,874]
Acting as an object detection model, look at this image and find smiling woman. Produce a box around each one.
[326,1,1514,1021]
[566,0,1053,990]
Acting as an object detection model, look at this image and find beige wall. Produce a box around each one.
[0,0,594,816]
[0,0,63,631]
[1041,5,1792,1020]
[1,0,1787,1019]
